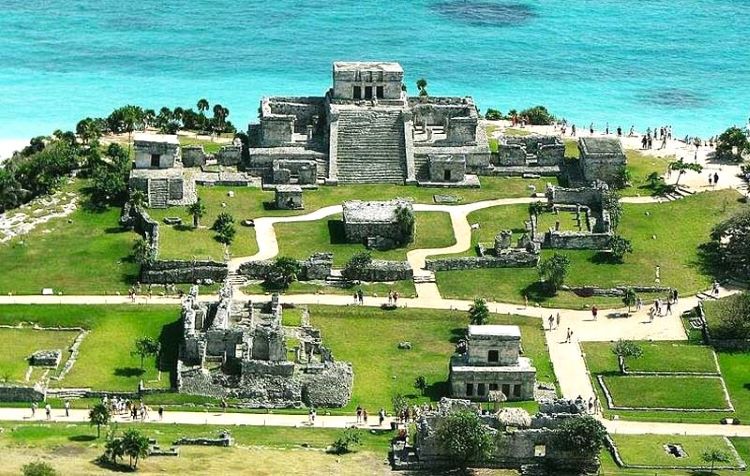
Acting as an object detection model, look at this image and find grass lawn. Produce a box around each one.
[582,341,718,374]
[0,328,80,383]
[600,375,730,410]
[0,183,139,295]
[609,434,742,469]
[620,149,674,197]
[0,421,395,476]
[564,139,579,158]
[242,279,417,299]
[0,305,178,391]
[438,190,744,307]
[308,305,555,413]
[275,211,455,266]
[177,135,230,154]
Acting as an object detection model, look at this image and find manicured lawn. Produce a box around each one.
[275,212,455,266]
[177,135,230,154]
[0,183,139,295]
[582,341,718,374]
[703,294,744,335]
[620,149,673,197]
[438,190,744,306]
[0,328,80,382]
[601,375,730,410]
[0,305,178,391]
[610,434,742,469]
[242,279,417,299]
[564,139,579,158]
[309,305,555,413]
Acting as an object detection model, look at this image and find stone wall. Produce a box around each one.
[546,231,611,250]
[216,145,242,166]
[428,155,466,182]
[182,145,206,167]
[547,185,603,208]
[121,202,160,259]
[342,260,413,282]
[446,116,478,145]
[141,260,228,284]
[260,115,295,147]
[238,253,333,281]
[425,252,539,272]
[266,97,326,134]
[300,362,353,407]
[0,383,45,402]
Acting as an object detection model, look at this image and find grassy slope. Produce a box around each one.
[437,190,744,307]
[0,305,178,391]
[275,211,455,266]
[309,305,554,413]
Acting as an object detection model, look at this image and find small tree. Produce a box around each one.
[329,428,362,455]
[187,198,206,228]
[611,339,643,374]
[602,190,622,230]
[646,171,663,190]
[484,108,502,120]
[414,375,428,396]
[132,237,155,266]
[392,393,409,416]
[622,287,637,313]
[528,201,545,217]
[215,222,236,245]
[701,448,731,473]
[538,253,571,294]
[131,336,161,369]
[669,158,703,187]
[609,235,633,262]
[89,403,111,438]
[555,416,607,466]
[104,427,124,465]
[342,251,372,281]
[711,209,750,281]
[22,461,57,476]
[121,428,149,470]
[416,78,428,97]
[211,211,234,232]
[468,297,490,325]
[715,126,750,162]
[129,189,147,209]
[265,256,301,289]
[395,204,415,244]
[435,410,494,469]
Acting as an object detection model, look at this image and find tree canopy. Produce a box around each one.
[468,297,490,325]
[538,253,571,294]
[710,208,750,281]
[715,126,750,162]
[435,410,494,469]
[554,416,607,464]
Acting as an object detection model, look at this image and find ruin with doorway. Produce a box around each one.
[128,133,197,208]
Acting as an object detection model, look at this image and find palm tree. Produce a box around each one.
[187,198,206,228]
[89,403,111,438]
[468,297,490,325]
[212,104,229,136]
[173,106,185,124]
[197,98,209,114]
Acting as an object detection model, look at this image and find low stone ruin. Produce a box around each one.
[173,431,234,447]
[177,283,353,408]
[29,349,62,367]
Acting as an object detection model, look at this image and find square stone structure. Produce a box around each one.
[428,154,466,182]
[578,137,627,184]
[332,61,404,101]
[450,325,536,401]
[133,133,181,169]
[342,199,413,244]
[274,185,303,209]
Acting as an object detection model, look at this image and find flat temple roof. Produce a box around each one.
[468,325,521,338]
[133,133,180,145]
[333,61,403,73]
[342,199,407,224]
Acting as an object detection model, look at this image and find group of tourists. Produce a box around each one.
[387,290,400,306]
[646,290,679,321]
[352,289,364,305]
[355,405,387,426]
[574,394,600,415]
[127,282,184,303]
[101,395,163,421]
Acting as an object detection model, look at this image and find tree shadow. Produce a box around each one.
[174,224,194,232]
[423,381,449,401]
[589,252,619,265]
[92,458,136,473]
[104,227,129,235]
[69,434,96,442]
[327,220,347,244]
[449,328,467,344]
[521,281,555,304]
[262,201,276,210]
[695,241,728,281]
[114,367,144,378]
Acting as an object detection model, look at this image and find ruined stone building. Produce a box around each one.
[578,137,627,184]
[342,199,414,250]
[449,325,536,401]
[393,398,599,473]
[245,62,490,186]
[493,134,565,176]
[177,285,352,408]
[128,134,196,208]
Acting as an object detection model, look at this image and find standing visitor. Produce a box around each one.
[556,312,561,329]
[714,172,719,186]
[45,403,51,420]
[379,408,385,426]
[64,400,70,417]
[591,306,598,321]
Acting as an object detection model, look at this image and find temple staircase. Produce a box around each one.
[148,179,169,208]
[335,108,407,184]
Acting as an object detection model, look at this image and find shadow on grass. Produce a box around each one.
[104,227,129,235]
[589,251,620,265]
[93,458,137,473]
[521,281,555,304]
[174,224,195,232]
[327,220,347,245]
[158,319,182,388]
[424,381,449,401]
[695,241,730,282]
[114,367,145,378]
[449,328,466,344]
[69,434,97,442]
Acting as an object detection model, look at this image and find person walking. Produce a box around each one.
[714,172,719,186]
[45,403,51,420]
[64,400,70,417]
[31,402,37,418]
[565,328,573,343]
[666,300,673,316]
[363,409,368,425]
[158,406,164,420]
[379,408,385,427]
[591,306,598,321]
[547,314,554,331]
[356,405,363,424]
[555,312,561,329]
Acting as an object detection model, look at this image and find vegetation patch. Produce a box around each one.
[582,341,719,375]
[609,434,744,470]
[599,375,732,411]
[0,327,80,383]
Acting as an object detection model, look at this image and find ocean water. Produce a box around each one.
[0,0,749,140]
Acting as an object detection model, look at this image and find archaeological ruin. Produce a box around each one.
[128,134,197,208]
[177,284,353,408]
[578,137,627,185]
[450,325,536,402]
[244,62,490,186]
[342,198,414,250]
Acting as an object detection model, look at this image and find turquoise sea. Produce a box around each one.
[1,0,749,139]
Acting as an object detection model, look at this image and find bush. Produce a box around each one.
[519,105,555,125]
[715,126,750,162]
[709,292,750,340]
[555,416,607,463]
[22,461,58,476]
[435,410,494,468]
[329,428,362,454]
[342,251,372,280]
[609,235,633,262]
[264,256,301,289]
[484,108,503,120]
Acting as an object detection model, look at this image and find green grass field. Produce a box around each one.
[242,279,417,299]
[582,341,718,374]
[621,150,674,197]
[309,305,555,413]
[601,375,730,410]
[0,305,177,391]
[0,328,80,383]
[609,434,741,469]
[438,190,744,307]
[275,211,455,266]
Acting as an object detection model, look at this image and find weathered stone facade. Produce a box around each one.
[542,182,614,250]
[341,259,413,282]
[29,349,62,367]
[178,286,352,408]
[428,155,466,182]
[425,252,539,272]
[274,185,303,209]
[450,325,536,402]
[238,253,333,281]
[578,137,627,185]
[129,134,196,208]
[0,383,46,402]
[134,133,181,169]
[140,259,228,284]
[495,135,564,167]
[342,199,413,248]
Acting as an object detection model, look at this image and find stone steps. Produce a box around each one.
[148,179,169,208]
[413,273,436,284]
[46,387,90,399]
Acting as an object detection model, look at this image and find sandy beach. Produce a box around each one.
[0,138,28,161]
